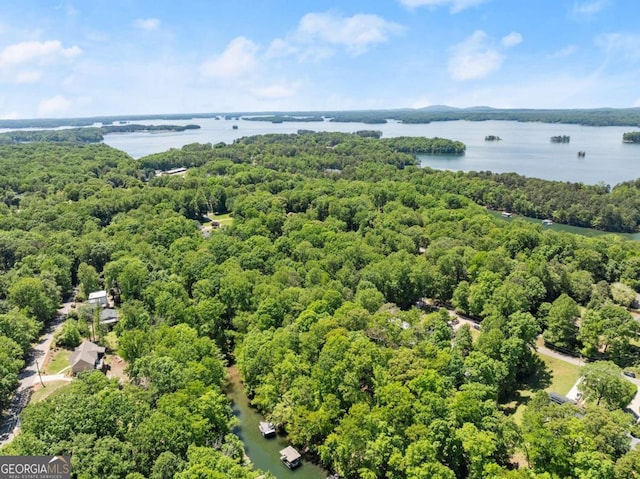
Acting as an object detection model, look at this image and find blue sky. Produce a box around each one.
[0,0,639,118]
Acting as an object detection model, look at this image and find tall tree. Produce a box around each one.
[578,361,636,409]
[542,294,579,349]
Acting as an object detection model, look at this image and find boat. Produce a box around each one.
[258,421,276,438]
[280,446,302,469]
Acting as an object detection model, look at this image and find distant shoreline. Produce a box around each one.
[2,106,640,129]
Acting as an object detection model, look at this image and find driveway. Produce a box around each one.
[0,290,76,447]
[623,376,640,417]
[565,377,583,401]
[536,342,640,421]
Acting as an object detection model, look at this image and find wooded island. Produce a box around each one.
[0,124,200,144]
[623,132,640,143]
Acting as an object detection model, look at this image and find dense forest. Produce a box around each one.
[1,133,640,478]
[0,124,200,144]
[380,136,466,155]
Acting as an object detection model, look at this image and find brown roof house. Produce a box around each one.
[70,340,105,374]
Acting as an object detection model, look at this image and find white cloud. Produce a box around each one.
[410,95,434,108]
[266,38,295,58]
[14,70,41,83]
[501,32,522,48]
[442,65,633,109]
[200,36,259,79]
[572,0,611,16]
[133,18,160,31]
[449,30,504,81]
[250,84,297,99]
[57,2,79,16]
[267,11,403,63]
[296,12,404,55]
[37,95,71,117]
[550,45,577,58]
[595,33,640,63]
[0,40,81,68]
[77,95,93,108]
[399,0,489,14]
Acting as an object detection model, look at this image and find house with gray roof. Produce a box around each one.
[70,340,105,374]
[99,308,119,329]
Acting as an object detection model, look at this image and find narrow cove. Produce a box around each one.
[227,366,329,479]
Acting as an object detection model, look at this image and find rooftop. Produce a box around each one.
[88,290,108,299]
[259,421,276,436]
[279,446,301,463]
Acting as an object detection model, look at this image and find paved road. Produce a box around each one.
[0,290,76,447]
[535,342,585,367]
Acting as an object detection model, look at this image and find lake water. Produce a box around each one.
[227,366,329,479]
[103,117,640,186]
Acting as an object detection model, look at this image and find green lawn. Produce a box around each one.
[43,349,71,374]
[30,380,71,404]
[540,354,582,395]
[209,212,234,226]
[506,353,581,425]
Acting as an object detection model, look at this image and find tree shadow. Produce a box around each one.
[523,356,553,391]
[502,356,552,416]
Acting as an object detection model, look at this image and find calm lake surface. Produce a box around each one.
[103,117,640,186]
[227,366,329,479]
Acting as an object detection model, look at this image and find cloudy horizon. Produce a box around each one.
[0,0,638,119]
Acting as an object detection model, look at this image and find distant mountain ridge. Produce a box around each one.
[417,105,497,112]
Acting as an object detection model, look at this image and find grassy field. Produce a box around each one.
[43,349,71,375]
[540,354,582,395]
[209,212,234,226]
[507,352,582,424]
[30,380,71,404]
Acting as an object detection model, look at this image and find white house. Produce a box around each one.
[88,290,109,308]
